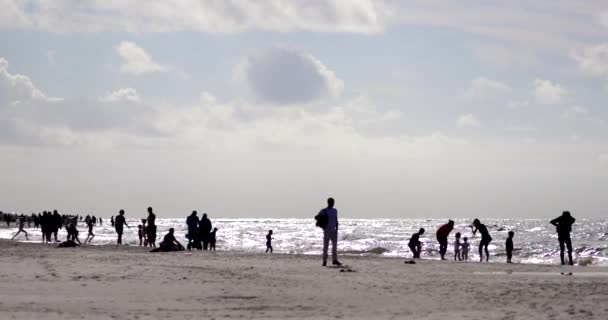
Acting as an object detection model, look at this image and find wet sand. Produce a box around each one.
[0,240,606,319]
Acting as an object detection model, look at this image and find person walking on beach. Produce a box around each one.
[436,220,454,260]
[84,219,95,244]
[550,211,576,265]
[186,211,200,250]
[266,230,274,253]
[146,207,157,247]
[199,213,212,250]
[506,231,514,263]
[471,219,492,262]
[12,216,29,240]
[115,210,130,245]
[317,197,341,267]
[408,228,424,259]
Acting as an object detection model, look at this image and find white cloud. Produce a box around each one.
[117,41,167,75]
[464,77,511,99]
[0,57,59,105]
[533,79,567,105]
[100,88,140,103]
[1,0,389,34]
[572,43,608,77]
[506,100,530,109]
[475,44,538,69]
[457,114,480,128]
[235,47,343,104]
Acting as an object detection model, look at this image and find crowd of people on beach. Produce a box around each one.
[0,202,578,266]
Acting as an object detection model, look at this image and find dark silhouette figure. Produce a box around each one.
[199,213,212,250]
[12,216,29,240]
[146,207,157,247]
[186,211,201,250]
[84,219,95,244]
[209,227,218,251]
[266,230,273,253]
[52,210,62,243]
[550,211,576,265]
[66,223,81,244]
[454,232,462,261]
[408,228,425,258]
[319,198,341,267]
[472,219,492,262]
[138,224,144,246]
[506,231,514,263]
[152,228,184,252]
[436,220,454,260]
[111,216,115,227]
[461,237,470,261]
[115,210,130,245]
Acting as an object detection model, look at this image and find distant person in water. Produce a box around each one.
[12,216,29,240]
[115,210,130,245]
[436,220,454,260]
[146,207,157,247]
[461,237,470,261]
[550,211,576,265]
[506,231,514,263]
[471,219,492,262]
[317,197,341,267]
[454,232,462,261]
[186,211,201,250]
[110,216,114,227]
[137,224,144,246]
[152,228,184,252]
[84,219,95,244]
[209,228,218,251]
[408,228,425,259]
[266,230,273,253]
[199,213,212,250]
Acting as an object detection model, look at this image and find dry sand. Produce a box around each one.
[0,240,606,320]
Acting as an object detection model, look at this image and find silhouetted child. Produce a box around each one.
[209,228,217,251]
[266,230,273,253]
[454,232,462,261]
[138,225,144,246]
[461,237,470,261]
[506,231,514,263]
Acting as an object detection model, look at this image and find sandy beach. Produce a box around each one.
[0,240,606,319]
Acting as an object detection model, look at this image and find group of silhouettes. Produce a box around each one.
[2,206,578,265]
[407,211,577,265]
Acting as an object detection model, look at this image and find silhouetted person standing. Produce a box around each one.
[146,207,157,247]
[550,211,576,265]
[84,219,95,244]
[506,231,514,263]
[186,211,200,250]
[472,218,492,262]
[209,227,218,251]
[52,210,62,243]
[266,230,273,253]
[111,216,114,227]
[408,228,424,258]
[115,210,130,245]
[436,220,454,260]
[319,198,341,267]
[199,213,212,250]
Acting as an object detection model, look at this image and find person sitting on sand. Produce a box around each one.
[266,230,273,253]
[408,228,424,259]
[11,216,29,240]
[152,228,184,252]
[461,237,470,261]
[436,220,454,260]
[471,219,492,262]
[115,210,130,245]
[550,211,576,265]
[209,227,218,251]
[506,231,514,263]
[454,232,462,261]
[84,219,95,244]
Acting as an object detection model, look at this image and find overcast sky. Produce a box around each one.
[1,1,607,219]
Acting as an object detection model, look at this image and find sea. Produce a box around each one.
[1,218,607,266]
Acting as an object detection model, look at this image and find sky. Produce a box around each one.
[1,0,607,219]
